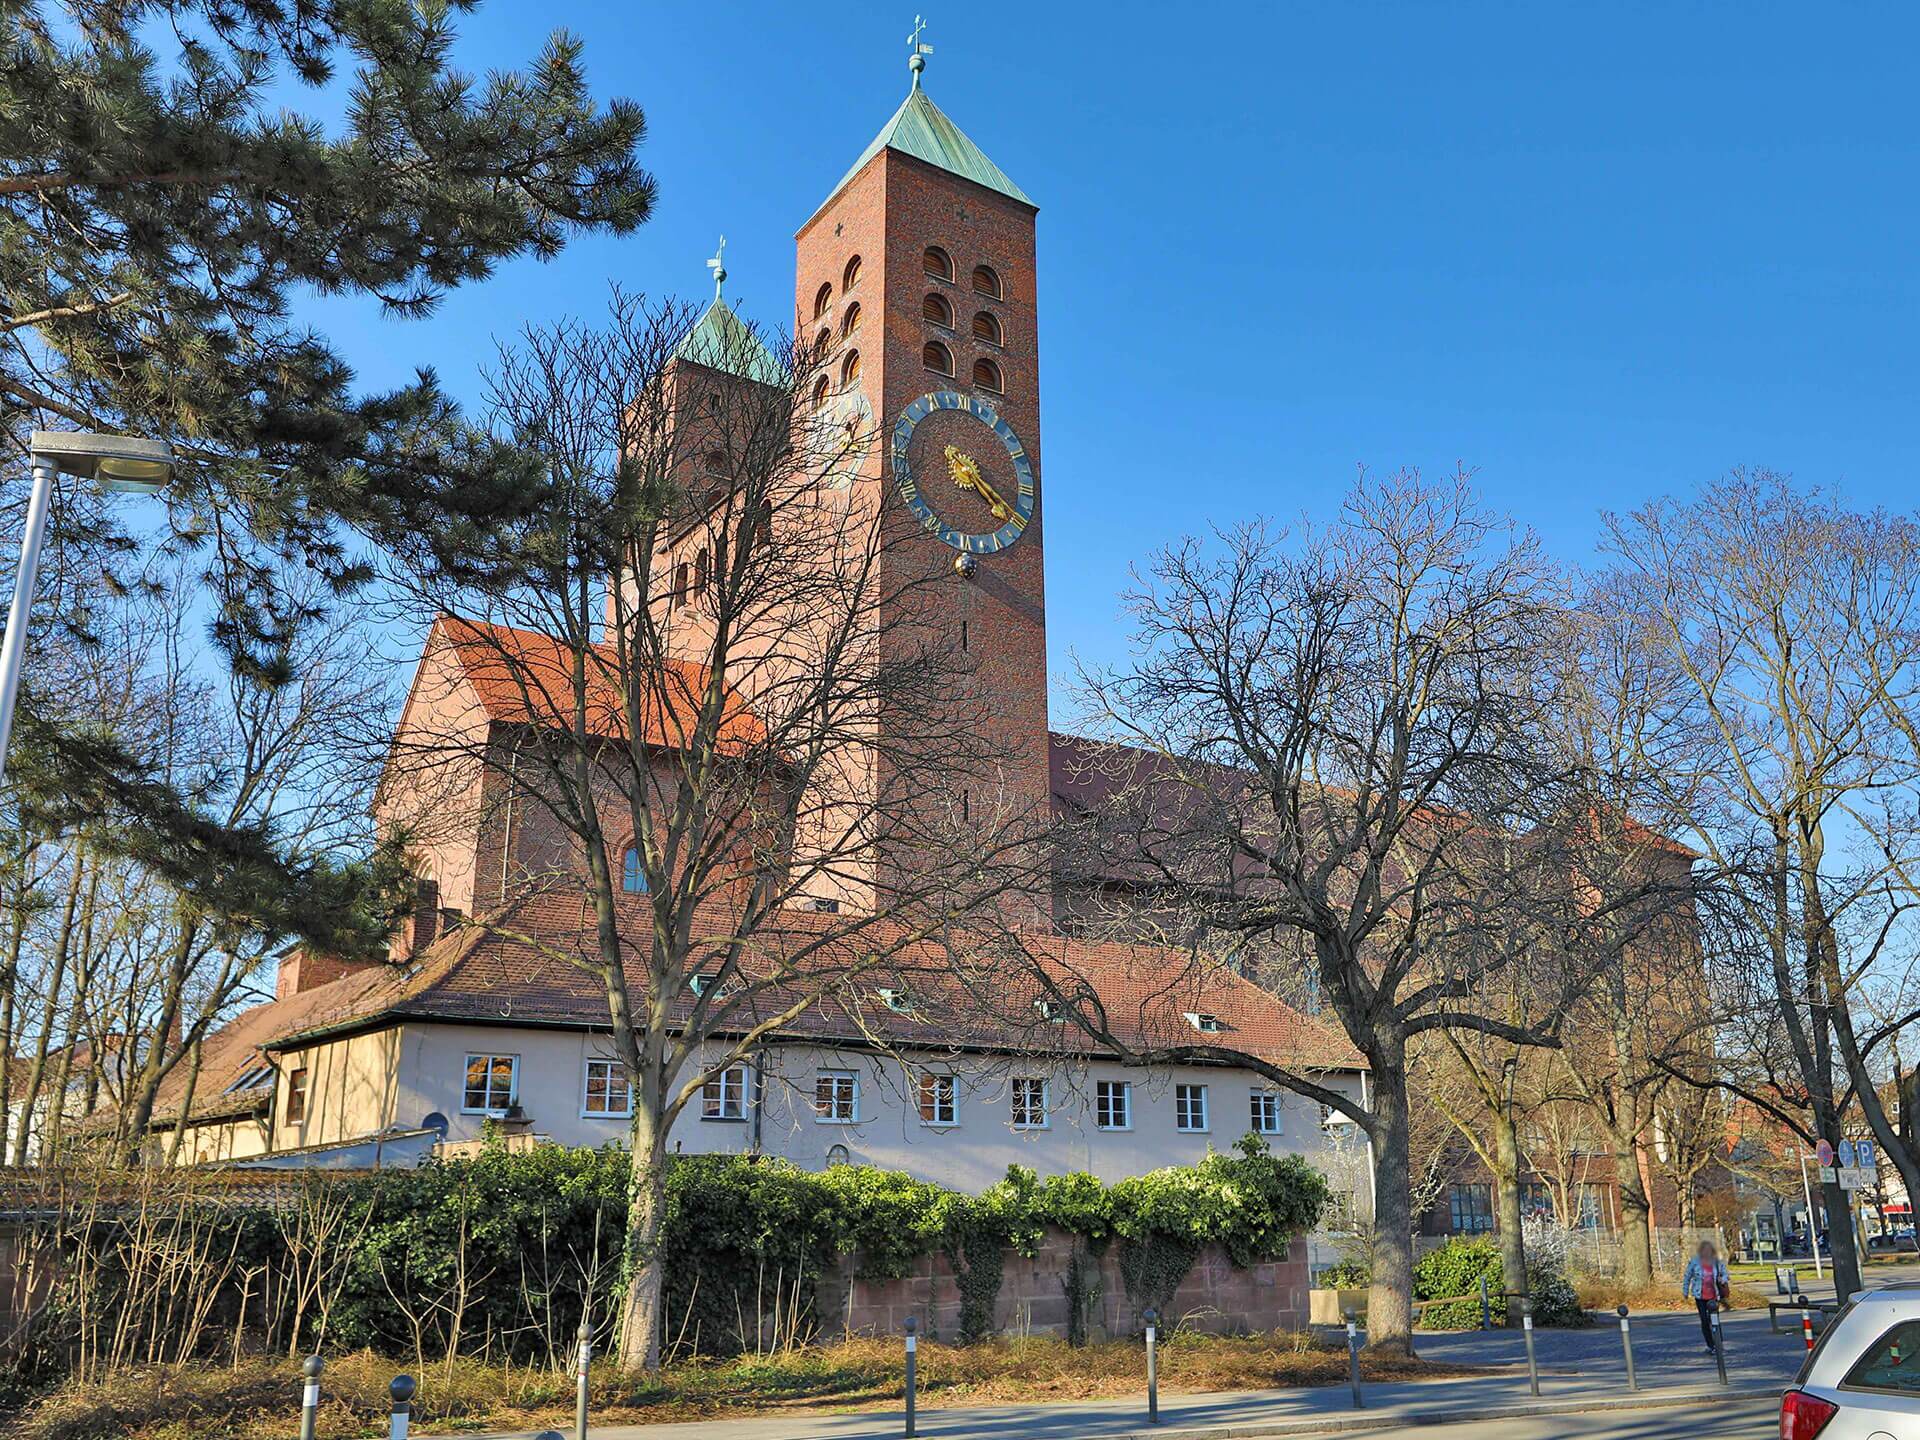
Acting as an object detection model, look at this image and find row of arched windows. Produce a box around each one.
[921,292,1003,345]
[923,246,1002,299]
[923,342,1002,393]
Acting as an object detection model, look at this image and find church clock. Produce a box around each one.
[889,390,1035,555]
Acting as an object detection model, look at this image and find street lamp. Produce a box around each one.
[0,431,174,785]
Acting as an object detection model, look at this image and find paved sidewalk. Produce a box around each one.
[434,1369,1785,1440]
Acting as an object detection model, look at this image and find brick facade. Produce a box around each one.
[816,1223,1310,1342]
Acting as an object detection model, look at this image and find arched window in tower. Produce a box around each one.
[923,340,953,376]
[971,264,1002,299]
[754,499,773,551]
[923,292,953,327]
[924,246,953,281]
[842,255,862,292]
[703,450,728,478]
[839,302,861,340]
[812,282,832,320]
[672,560,690,606]
[622,845,648,894]
[811,374,831,410]
[693,546,710,593]
[813,326,830,358]
[839,349,861,389]
[972,310,1002,345]
[972,357,1003,393]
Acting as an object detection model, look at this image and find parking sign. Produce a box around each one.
[1858,1140,1877,1171]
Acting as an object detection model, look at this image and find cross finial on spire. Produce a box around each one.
[705,235,727,300]
[907,15,932,89]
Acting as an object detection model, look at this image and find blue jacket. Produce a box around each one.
[1682,1256,1728,1300]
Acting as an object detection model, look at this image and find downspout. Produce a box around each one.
[1360,1068,1377,1221]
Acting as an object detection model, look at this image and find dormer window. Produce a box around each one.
[877,986,913,1013]
[688,971,718,997]
[1034,999,1065,1022]
[1184,1012,1225,1033]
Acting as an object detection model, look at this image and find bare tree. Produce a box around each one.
[1602,471,1920,1300]
[377,291,1039,1369]
[1042,472,1630,1352]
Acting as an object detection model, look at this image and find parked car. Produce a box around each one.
[1781,1280,1920,1437]
[1866,1231,1919,1254]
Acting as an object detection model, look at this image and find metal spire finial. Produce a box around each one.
[907,15,932,89]
[705,235,727,301]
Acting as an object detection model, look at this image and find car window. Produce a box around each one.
[1841,1319,1920,1392]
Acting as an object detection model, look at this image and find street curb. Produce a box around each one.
[1096,1384,1782,1439]
[429,1384,1785,1440]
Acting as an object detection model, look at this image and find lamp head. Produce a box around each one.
[30,430,173,494]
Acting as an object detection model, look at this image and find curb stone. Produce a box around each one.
[430,1384,1784,1440]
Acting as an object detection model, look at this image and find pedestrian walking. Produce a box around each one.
[1682,1239,1730,1354]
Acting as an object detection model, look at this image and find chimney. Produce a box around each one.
[410,878,441,954]
[276,947,380,1001]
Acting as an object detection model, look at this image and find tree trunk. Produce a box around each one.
[616,1105,670,1371]
[1491,1103,1528,1324]
[8,858,83,1163]
[1365,1049,1417,1354]
[1614,1135,1654,1287]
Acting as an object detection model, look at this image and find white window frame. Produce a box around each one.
[702,1064,748,1121]
[1010,1076,1049,1130]
[1175,1082,1209,1133]
[581,1057,632,1118]
[917,1072,959,1128]
[462,1053,519,1114]
[1250,1088,1284,1136]
[1095,1079,1132,1131]
[815,1068,859,1124]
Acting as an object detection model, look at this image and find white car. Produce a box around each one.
[1781,1279,1920,1438]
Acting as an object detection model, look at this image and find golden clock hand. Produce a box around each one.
[945,445,1013,521]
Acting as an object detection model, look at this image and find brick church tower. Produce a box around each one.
[794,42,1052,914]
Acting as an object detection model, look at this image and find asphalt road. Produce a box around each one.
[1412,1305,1807,1388]
[1328,1395,1780,1439]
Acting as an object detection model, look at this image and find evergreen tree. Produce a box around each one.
[0,1,652,954]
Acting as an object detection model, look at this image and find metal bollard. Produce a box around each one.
[575,1316,591,1440]
[1520,1299,1539,1396]
[1710,1303,1728,1386]
[1344,1309,1363,1409]
[389,1375,415,1440]
[299,1354,323,1440]
[1798,1294,1815,1351]
[1616,1304,1637,1391]
[1480,1274,1490,1331]
[904,1316,918,1438]
[1144,1306,1160,1425]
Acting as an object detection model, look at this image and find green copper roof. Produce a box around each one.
[818,85,1033,217]
[671,297,785,385]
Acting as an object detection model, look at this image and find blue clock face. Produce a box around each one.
[889,390,1035,555]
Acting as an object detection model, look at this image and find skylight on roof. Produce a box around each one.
[224,1064,275,1094]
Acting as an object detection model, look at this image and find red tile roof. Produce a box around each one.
[435,617,765,751]
[134,891,1359,1131]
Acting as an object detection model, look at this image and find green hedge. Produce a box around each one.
[22,1135,1326,1370]
[1413,1238,1585,1329]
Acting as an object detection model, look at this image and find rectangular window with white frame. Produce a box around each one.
[1095,1079,1131,1131]
[1175,1082,1209,1132]
[702,1064,748,1121]
[815,1069,859,1123]
[1010,1076,1049,1129]
[1250,1089,1284,1135]
[582,1057,632,1118]
[918,1072,958,1127]
[462,1053,518,1113]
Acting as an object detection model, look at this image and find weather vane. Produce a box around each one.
[706,235,726,300]
[908,15,933,87]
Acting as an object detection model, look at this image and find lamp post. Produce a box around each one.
[0,432,172,786]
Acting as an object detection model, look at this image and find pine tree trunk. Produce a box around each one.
[1365,1050,1417,1354]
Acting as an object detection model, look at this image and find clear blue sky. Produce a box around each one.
[300,2,1920,705]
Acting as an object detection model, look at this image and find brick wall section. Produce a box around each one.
[815,1224,1310,1343]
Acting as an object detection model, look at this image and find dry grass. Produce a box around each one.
[1574,1278,1753,1313]
[4,1336,1486,1439]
